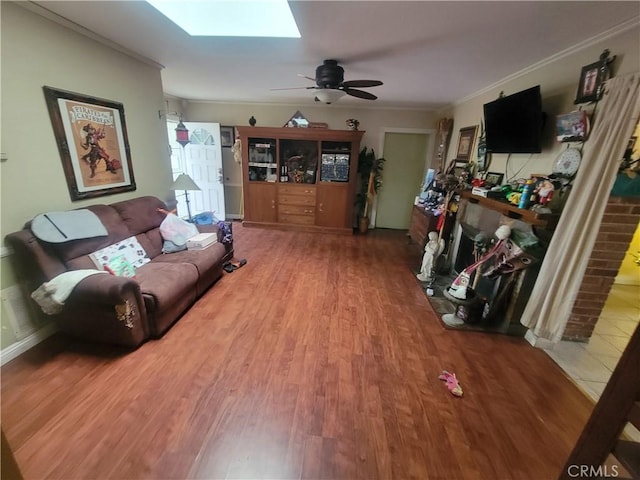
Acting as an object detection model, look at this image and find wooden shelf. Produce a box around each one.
[460,190,559,229]
[238,126,364,233]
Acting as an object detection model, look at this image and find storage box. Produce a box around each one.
[186,233,217,250]
[471,187,490,197]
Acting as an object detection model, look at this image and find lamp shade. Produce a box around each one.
[170,173,201,191]
[315,89,345,104]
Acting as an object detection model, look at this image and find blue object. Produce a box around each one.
[519,181,532,209]
[193,211,219,225]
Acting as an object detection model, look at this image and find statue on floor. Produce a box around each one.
[417,231,446,282]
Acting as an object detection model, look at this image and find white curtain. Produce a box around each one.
[521,73,640,342]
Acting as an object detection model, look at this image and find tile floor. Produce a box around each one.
[543,283,640,441]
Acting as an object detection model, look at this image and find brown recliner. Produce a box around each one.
[5,196,233,348]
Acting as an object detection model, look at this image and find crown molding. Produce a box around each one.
[453,17,640,107]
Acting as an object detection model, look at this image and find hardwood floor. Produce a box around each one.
[1,224,594,479]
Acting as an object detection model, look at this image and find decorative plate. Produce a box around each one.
[553,148,582,177]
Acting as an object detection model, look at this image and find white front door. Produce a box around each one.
[167,121,226,221]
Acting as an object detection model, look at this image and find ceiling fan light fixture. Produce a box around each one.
[315,89,345,104]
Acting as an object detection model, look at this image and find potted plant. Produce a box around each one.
[355,147,385,233]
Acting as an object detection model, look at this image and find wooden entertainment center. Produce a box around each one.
[237,126,364,234]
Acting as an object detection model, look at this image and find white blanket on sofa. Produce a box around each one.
[31,269,108,315]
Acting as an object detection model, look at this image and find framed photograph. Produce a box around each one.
[220,126,234,148]
[574,50,615,105]
[556,111,590,142]
[455,125,478,162]
[43,86,135,201]
[484,171,504,187]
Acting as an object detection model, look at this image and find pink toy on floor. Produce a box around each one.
[439,370,463,397]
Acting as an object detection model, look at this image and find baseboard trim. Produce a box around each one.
[525,329,556,350]
[0,323,58,366]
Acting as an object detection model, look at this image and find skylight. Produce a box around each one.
[146,0,301,38]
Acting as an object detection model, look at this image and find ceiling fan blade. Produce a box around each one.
[297,74,317,82]
[344,88,377,100]
[342,80,383,88]
[270,86,317,91]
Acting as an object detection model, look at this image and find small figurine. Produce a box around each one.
[249,116,256,126]
[416,231,445,282]
[346,118,359,130]
[534,178,555,205]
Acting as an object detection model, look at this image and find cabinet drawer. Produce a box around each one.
[278,213,316,225]
[278,204,315,216]
[279,194,316,206]
[278,185,316,197]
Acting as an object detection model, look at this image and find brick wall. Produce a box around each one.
[563,196,640,341]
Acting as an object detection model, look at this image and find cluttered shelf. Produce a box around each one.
[460,190,559,230]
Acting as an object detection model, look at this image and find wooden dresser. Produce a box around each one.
[409,205,439,249]
[277,184,316,225]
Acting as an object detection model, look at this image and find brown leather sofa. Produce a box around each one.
[5,196,233,348]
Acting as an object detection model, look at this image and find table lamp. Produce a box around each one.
[170,173,200,222]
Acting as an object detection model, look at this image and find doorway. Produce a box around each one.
[375,130,433,229]
[166,121,226,220]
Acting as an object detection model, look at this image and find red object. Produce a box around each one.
[175,121,190,147]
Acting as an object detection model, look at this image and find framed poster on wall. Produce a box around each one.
[43,86,136,201]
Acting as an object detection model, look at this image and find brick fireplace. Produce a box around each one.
[563,196,640,341]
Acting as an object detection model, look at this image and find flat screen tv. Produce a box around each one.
[483,85,543,154]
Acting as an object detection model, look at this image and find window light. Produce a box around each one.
[147,0,301,38]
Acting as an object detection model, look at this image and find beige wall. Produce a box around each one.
[1,2,171,237]
[441,25,640,181]
[0,3,170,349]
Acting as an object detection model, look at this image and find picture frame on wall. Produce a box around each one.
[556,111,590,142]
[455,125,478,162]
[484,171,504,187]
[43,86,136,201]
[220,125,234,148]
[574,49,616,105]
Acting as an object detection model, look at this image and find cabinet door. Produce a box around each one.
[247,138,277,182]
[279,139,318,184]
[245,183,277,223]
[316,186,349,228]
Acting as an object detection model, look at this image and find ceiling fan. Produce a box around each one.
[273,59,383,103]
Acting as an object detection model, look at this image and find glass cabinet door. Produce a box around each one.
[320,141,351,182]
[279,139,318,184]
[248,138,277,182]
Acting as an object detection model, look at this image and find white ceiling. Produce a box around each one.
[31,1,640,110]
